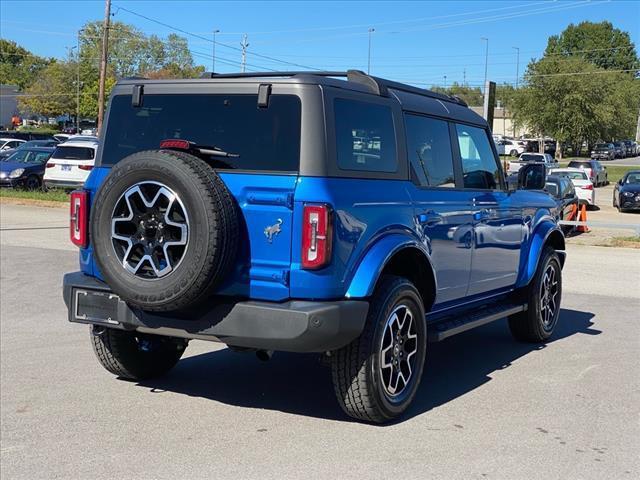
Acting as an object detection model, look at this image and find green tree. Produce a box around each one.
[0,39,53,90]
[545,21,639,72]
[18,61,76,117]
[431,82,484,106]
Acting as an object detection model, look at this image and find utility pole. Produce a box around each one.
[481,37,489,93]
[240,34,249,73]
[75,29,83,132]
[512,46,520,89]
[367,27,375,74]
[97,0,111,135]
[463,68,466,86]
[512,46,520,137]
[444,75,447,89]
[212,29,220,72]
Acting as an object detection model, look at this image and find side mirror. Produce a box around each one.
[618,179,623,185]
[518,163,546,190]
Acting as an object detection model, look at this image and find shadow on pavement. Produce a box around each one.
[136,308,599,424]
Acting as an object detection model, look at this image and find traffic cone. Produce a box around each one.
[577,203,590,233]
[568,204,578,221]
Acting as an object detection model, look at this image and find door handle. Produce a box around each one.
[418,210,443,226]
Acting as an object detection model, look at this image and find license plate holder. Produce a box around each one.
[74,289,120,324]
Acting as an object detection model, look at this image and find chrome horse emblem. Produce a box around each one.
[264,219,283,243]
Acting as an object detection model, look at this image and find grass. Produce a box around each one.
[0,188,70,203]
[600,236,640,249]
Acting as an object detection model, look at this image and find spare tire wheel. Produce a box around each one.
[91,149,239,312]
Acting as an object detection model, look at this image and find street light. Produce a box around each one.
[512,46,520,89]
[367,27,375,74]
[481,37,489,91]
[75,29,84,132]
[212,29,220,73]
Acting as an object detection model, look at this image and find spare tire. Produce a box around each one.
[91,149,238,312]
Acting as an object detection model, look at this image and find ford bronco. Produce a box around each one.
[63,70,565,423]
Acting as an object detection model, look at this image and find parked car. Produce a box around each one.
[545,175,579,229]
[62,71,566,423]
[590,143,616,161]
[567,159,608,187]
[548,167,595,208]
[0,139,59,160]
[496,138,526,157]
[613,170,640,212]
[0,137,26,151]
[507,152,557,175]
[0,147,55,189]
[43,139,98,189]
[613,141,627,158]
[622,140,638,157]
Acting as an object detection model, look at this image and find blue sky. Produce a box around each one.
[1,0,638,88]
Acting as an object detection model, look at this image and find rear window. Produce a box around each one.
[554,171,588,180]
[520,154,543,162]
[53,146,95,160]
[567,161,589,168]
[545,182,559,197]
[334,98,397,173]
[102,94,301,172]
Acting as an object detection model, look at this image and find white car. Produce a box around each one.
[43,139,99,189]
[496,139,526,157]
[548,167,595,207]
[508,153,557,175]
[0,137,26,151]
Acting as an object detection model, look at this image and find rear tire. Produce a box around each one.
[331,276,427,423]
[509,247,562,343]
[91,326,186,380]
[25,175,41,190]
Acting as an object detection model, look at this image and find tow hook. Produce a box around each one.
[91,325,106,336]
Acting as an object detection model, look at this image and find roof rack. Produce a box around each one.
[199,70,467,107]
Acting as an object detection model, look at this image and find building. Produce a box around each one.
[0,84,20,129]
[469,106,527,138]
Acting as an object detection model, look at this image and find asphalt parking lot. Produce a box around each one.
[1,202,639,480]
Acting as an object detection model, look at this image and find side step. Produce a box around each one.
[428,303,527,342]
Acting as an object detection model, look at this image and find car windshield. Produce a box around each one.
[594,144,608,150]
[625,174,640,184]
[102,93,302,172]
[4,149,52,164]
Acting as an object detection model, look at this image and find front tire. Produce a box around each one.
[331,276,427,423]
[91,327,187,380]
[509,247,562,343]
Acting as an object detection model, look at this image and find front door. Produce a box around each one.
[453,123,523,296]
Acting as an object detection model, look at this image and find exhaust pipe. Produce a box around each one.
[255,350,273,362]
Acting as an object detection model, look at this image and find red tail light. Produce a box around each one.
[160,139,191,150]
[301,204,332,270]
[78,165,93,171]
[70,190,88,248]
[46,162,55,168]
[583,183,593,190]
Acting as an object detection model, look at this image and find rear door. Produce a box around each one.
[404,113,473,304]
[99,88,302,301]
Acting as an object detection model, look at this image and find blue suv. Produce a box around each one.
[63,71,565,423]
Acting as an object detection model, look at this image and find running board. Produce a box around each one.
[428,303,527,342]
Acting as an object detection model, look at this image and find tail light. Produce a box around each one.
[301,204,332,270]
[70,190,88,248]
[160,139,191,150]
[78,165,93,171]
[583,184,593,190]
[46,162,55,168]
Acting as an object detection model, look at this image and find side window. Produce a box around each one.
[455,123,503,190]
[404,114,455,187]
[334,98,397,173]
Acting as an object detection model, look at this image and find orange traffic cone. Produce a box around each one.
[568,204,578,221]
[577,203,590,233]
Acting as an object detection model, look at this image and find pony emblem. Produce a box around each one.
[264,219,283,243]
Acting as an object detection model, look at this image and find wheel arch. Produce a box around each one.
[517,221,566,288]
[346,235,436,311]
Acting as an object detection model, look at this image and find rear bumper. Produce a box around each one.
[45,179,84,189]
[63,272,369,353]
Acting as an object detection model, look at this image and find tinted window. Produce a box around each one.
[103,94,301,171]
[520,154,544,162]
[334,98,397,172]
[404,114,455,187]
[455,124,502,190]
[6,149,52,164]
[53,146,95,160]
[567,161,589,168]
